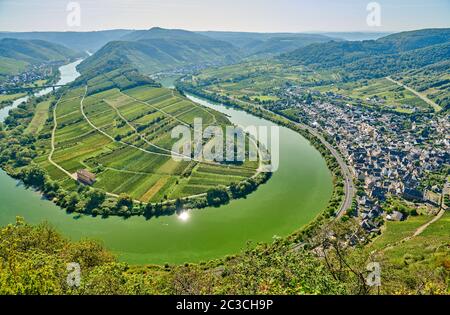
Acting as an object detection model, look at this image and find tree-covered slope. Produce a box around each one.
[0,38,81,76]
[377,28,450,52]
[0,38,80,64]
[0,30,133,52]
[198,31,335,56]
[281,28,450,80]
[78,28,240,76]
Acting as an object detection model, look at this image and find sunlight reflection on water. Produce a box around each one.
[178,211,190,222]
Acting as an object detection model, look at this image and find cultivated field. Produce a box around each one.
[25,98,53,134]
[312,78,432,113]
[193,60,436,114]
[32,84,259,203]
[392,62,450,112]
[193,61,334,101]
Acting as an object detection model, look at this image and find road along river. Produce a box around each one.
[0,64,333,265]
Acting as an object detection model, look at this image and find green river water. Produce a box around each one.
[0,63,333,265]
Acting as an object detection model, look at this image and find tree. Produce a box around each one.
[206,186,230,207]
[143,203,155,219]
[214,241,347,295]
[86,190,106,210]
[21,165,48,189]
[43,179,60,197]
[65,192,80,212]
[175,198,183,211]
[116,193,133,210]
[154,203,163,217]
[309,219,373,295]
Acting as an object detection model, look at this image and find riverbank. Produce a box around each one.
[4,83,272,218]
[0,93,27,109]
[0,75,334,264]
[182,91,350,250]
[177,84,351,215]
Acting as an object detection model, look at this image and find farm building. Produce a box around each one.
[76,169,96,186]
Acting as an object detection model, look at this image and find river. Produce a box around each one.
[0,63,333,265]
[0,60,83,121]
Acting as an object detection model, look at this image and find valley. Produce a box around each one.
[0,60,333,264]
[0,23,448,294]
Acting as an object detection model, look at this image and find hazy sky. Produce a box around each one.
[0,0,449,33]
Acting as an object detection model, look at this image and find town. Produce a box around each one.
[276,86,449,233]
[0,63,57,91]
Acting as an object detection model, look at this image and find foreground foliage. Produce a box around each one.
[0,218,447,295]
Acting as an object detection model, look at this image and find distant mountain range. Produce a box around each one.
[2,27,448,90]
[197,31,336,57]
[318,32,392,41]
[0,28,394,78]
[0,28,337,56]
[77,28,241,76]
[76,28,342,76]
[0,30,133,52]
[0,38,81,77]
[281,28,450,80]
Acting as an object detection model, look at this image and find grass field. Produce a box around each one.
[34,83,259,203]
[25,98,53,134]
[370,213,450,268]
[370,215,432,251]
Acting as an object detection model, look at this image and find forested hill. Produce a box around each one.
[0,29,336,56]
[280,28,450,80]
[377,28,450,51]
[77,28,240,76]
[0,30,133,52]
[0,38,81,76]
[0,38,80,63]
[197,31,335,57]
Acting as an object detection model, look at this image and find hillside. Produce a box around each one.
[1,217,447,294]
[0,30,133,52]
[0,38,80,64]
[0,219,347,295]
[0,38,81,76]
[319,32,392,41]
[1,61,264,217]
[391,60,450,112]
[281,28,450,80]
[78,28,240,76]
[377,28,450,51]
[198,31,335,56]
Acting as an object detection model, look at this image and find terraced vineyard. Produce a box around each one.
[311,78,432,113]
[189,59,436,114]
[33,83,260,204]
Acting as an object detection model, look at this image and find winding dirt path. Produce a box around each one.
[412,210,446,237]
[386,77,442,112]
[48,92,78,181]
[381,210,446,252]
[49,85,261,205]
